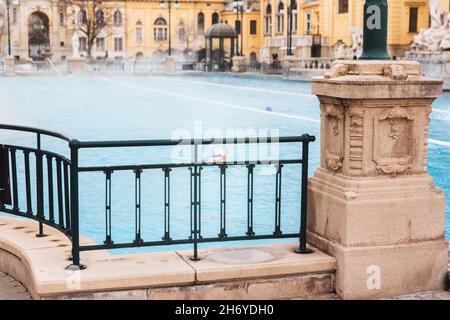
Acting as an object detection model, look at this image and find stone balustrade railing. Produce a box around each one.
[283,57,334,71]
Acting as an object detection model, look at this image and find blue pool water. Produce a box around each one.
[0,74,449,253]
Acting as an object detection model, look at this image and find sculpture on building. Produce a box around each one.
[410,1,450,52]
[334,27,363,59]
[430,0,441,27]
[71,32,80,58]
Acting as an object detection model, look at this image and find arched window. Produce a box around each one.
[78,8,87,25]
[197,12,204,35]
[155,17,167,25]
[179,21,186,42]
[95,9,105,25]
[136,21,143,43]
[264,4,272,35]
[291,0,297,33]
[276,2,285,34]
[154,17,168,41]
[212,12,219,25]
[113,10,123,26]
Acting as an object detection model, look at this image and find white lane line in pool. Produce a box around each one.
[101,78,450,147]
[101,77,320,124]
[154,76,316,98]
[429,138,450,147]
[432,108,449,114]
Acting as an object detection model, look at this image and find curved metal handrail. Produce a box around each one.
[0,125,74,244]
[0,123,75,143]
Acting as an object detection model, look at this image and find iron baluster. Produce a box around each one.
[295,136,313,254]
[189,167,193,239]
[46,155,55,223]
[133,168,143,245]
[64,163,71,231]
[104,169,113,246]
[56,159,64,227]
[218,164,228,238]
[24,150,33,215]
[67,141,85,269]
[35,149,45,237]
[190,144,201,261]
[162,167,172,241]
[273,164,283,236]
[10,148,19,211]
[189,166,203,240]
[246,164,255,237]
[37,133,44,235]
[198,166,202,239]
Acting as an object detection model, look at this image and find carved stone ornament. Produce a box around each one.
[383,64,408,80]
[323,63,349,79]
[373,107,415,177]
[327,158,343,172]
[323,104,344,173]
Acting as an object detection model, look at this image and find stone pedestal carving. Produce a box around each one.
[4,55,15,75]
[309,60,448,299]
[231,56,246,73]
[67,57,86,74]
[164,55,177,73]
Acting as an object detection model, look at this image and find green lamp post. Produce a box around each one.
[359,0,390,60]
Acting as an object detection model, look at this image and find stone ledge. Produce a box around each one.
[0,216,336,299]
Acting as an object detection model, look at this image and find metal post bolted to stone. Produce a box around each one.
[307,1,448,299]
[359,0,390,60]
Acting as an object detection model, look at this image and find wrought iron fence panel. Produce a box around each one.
[0,124,315,269]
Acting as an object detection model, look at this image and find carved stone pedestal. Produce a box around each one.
[67,57,86,74]
[164,55,177,74]
[4,55,16,75]
[231,56,246,73]
[309,60,448,299]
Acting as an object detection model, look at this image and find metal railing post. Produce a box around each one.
[36,133,45,237]
[295,134,313,254]
[67,140,85,270]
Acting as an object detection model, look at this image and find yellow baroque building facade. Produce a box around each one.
[0,0,449,62]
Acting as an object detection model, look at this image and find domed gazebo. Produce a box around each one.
[204,23,237,72]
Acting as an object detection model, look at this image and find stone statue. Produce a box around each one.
[259,46,270,62]
[430,0,441,28]
[410,1,450,52]
[71,32,80,58]
[334,27,362,59]
[440,13,450,50]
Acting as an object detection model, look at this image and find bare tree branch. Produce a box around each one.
[66,0,114,58]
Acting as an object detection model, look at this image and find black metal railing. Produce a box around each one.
[0,124,315,270]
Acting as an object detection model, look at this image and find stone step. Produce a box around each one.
[0,216,336,300]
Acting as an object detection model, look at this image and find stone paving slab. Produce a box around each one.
[384,290,450,300]
[0,272,31,300]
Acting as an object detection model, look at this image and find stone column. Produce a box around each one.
[164,55,177,73]
[4,55,16,75]
[231,56,246,73]
[309,60,448,299]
